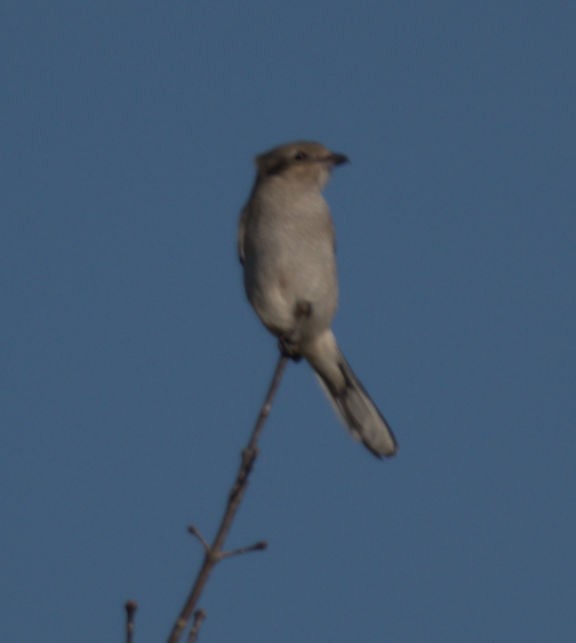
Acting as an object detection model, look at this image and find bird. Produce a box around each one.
[238,141,397,458]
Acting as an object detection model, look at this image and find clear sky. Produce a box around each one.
[2,2,575,642]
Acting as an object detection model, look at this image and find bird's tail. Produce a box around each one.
[302,331,397,458]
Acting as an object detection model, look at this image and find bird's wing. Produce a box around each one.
[237,206,247,265]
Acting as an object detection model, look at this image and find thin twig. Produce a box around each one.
[166,353,289,643]
[186,609,207,643]
[220,540,268,559]
[187,525,211,554]
[124,600,138,643]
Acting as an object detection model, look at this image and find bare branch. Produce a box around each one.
[186,609,207,643]
[166,354,289,643]
[124,600,138,643]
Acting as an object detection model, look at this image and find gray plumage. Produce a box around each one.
[238,141,397,458]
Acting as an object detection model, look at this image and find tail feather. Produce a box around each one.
[304,332,397,458]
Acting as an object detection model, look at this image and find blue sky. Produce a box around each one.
[2,2,575,641]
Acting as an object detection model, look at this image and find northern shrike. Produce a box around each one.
[238,141,397,457]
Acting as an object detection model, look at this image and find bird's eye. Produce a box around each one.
[293,150,308,161]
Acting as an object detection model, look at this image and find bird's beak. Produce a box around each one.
[330,152,349,166]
